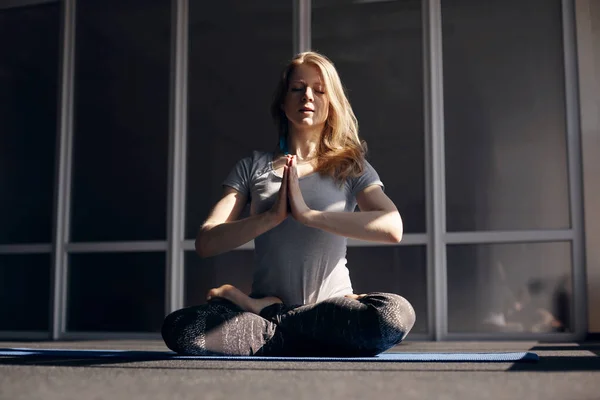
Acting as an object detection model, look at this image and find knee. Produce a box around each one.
[161,309,186,353]
[161,307,208,355]
[365,293,416,349]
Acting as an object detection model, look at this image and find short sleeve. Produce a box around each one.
[350,159,385,197]
[222,156,252,198]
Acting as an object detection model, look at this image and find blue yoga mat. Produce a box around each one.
[0,348,538,362]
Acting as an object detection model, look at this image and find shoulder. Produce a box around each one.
[353,158,380,180]
[250,150,273,166]
[347,157,383,194]
[362,158,378,173]
[230,150,274,178]
[232,150,271,167]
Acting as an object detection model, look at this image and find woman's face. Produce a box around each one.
[282,63,329,132]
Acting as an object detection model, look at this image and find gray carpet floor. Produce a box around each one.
[1,340,598,400]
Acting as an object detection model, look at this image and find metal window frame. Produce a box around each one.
[166,0,189,316]
[439,0,585,341]
[574,0,600,337]
[0,331,51,340]
[65,241,167,252]
[181,234,429,252]
[2,0,587,342]
[445,230,574,244]
[50,0,76,340]
[0,245,52,254]
[423,0,447,341]
[562,0,587,340]
[293,0,311,54]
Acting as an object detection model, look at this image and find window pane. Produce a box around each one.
[442,0,570,231]
[67,252,165,332]
[185,250,254,307]
[312,0,425,233]
[347,246,428,334]
[447,242,572,333]
[0,4,60,244]
[71,1,171,241]
[0,254,51,331]
[185,1,293,238]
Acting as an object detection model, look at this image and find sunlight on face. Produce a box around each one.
[283,63,329,132]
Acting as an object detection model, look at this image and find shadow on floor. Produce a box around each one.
[528,343,600,355]
[507,343,600,372]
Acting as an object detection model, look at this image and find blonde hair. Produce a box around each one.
[270,51,367,183]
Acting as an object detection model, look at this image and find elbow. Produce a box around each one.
[389,229,403,244]
[388,212,403,243]
[194,236,207,258]
[195,228,212,258]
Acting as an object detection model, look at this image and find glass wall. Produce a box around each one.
[0,3,60,245]
[0,0,582,340]
[443,0,569,232]
[442,0,573,334]
[185,250,254,307]
[67,252,165,332]
[0,2,61,334]
[65,0,171,332]
[447,242,572,333]
[71,0,171,242]
[0,255,51,331]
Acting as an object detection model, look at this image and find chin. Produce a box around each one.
[291,119,314,127]
[291,119,325,132]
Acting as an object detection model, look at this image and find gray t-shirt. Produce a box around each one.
[222,151,384,306]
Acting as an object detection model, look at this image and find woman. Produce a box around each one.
[162,52,416,357]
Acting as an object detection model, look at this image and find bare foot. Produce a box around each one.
[344,293,367,300]
[207,284,282,315]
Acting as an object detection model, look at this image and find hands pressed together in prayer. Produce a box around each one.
[269,154,313,226]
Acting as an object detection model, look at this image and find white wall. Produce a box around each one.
[576,0,600,334]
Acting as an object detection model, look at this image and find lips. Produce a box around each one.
[299,108,314,112]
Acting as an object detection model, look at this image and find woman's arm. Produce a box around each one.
[302,185,403,243]
[196,165,290,258]
[286,156,402,244]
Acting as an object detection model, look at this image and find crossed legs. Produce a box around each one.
[162,285,416,357]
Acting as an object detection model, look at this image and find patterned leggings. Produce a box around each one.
[161,292,416,357]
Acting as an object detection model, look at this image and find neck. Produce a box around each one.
[287,125,323,160]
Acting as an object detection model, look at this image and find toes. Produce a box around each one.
[206,288,219,301]
[345,294,367,300]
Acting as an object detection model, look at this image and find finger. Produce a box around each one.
[282,166,288,190]
[281,163,288,182]
[287,161,294,185]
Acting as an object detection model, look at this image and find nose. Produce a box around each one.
[302,87,314,102]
